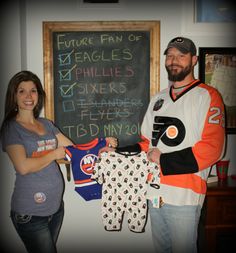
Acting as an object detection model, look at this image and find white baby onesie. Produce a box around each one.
[91,151,159,232]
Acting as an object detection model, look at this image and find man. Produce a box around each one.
[141,37,225,252]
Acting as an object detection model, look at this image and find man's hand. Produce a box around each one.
[147,148,162,165]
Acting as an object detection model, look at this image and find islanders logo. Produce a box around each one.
[80,154,98,175]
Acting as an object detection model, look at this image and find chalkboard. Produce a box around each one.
[43,21,160,146]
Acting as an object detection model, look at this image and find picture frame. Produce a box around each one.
[199,47,236,134]
[195,0,236,23]
[181,1,235,36]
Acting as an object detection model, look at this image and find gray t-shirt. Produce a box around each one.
[1,118,64,216]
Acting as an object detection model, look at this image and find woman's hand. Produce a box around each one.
[98,146,115,156]
[105,137,118,148]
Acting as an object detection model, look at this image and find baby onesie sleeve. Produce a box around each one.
[91,155,105,185]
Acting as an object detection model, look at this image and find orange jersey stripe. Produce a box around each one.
[192,83,225,170]
[138,135,150,152]
[65,148,72,158]
[75,178,92,184]
[73,138,100,150]
[160,171,207,194]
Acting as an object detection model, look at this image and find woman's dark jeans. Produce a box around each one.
[10,202,64,253]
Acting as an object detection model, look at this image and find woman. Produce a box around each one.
[0,70,117,253]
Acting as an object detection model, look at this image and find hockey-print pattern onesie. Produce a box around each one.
[91,151,159,232]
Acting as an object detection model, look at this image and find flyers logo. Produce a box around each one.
[80,154,98,175]
[152,116,185,147]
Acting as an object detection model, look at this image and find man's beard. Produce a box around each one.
[166,64,192,82]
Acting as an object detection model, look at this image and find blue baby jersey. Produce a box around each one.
[65,138,106,201]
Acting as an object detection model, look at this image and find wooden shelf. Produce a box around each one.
[198,176,236,253]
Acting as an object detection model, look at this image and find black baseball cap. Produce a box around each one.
[164,37,197,55]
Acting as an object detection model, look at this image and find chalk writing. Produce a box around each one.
[53,31,150,146]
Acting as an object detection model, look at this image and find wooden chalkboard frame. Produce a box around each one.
[43,21,160,123]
